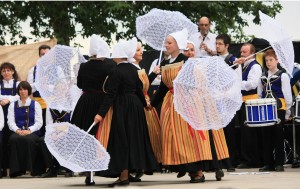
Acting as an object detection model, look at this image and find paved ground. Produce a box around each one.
[1,165,300,189]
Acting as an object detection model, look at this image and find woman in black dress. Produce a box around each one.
[71,34,116,185]
[0,62,20,177]
[94,38,157,187]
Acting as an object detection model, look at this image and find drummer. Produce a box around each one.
[257,49,292,172]
[235,43,263,169]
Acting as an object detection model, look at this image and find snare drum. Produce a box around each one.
[245,98,278,127]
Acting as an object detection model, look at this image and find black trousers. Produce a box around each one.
[261,110,285,166]
[39,108,47,137]
[238,103,262,167]
[224,114,240,167]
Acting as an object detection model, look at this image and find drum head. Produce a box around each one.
[245,98,276,105]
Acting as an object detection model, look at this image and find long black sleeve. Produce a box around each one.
[148,72,158,84]
[97,70,119,117]
[150,80,169,107]
[77,64,83,89]
[136,79,147,107]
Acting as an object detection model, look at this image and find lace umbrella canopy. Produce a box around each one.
[35,45,86,111]
[136,8,198,50]
[45,122,110,172]
[259,11,294,75]
[173,57,242,130]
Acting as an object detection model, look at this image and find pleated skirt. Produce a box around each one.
[97,93,158,177]
[161,91,229,171]
[8,133,44,175]
[71,93,105,135]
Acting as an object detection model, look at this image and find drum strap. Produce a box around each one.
[278,98,286,110]
[262,70,284,109]
[242,94,258,102]
[33,97,47,109]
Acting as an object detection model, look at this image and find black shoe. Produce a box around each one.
[135,171,144,180]
[177,172,186,178]
[108,179,130,187]
[10,170,25,178]
[215,170,224,181]
[274,165,284,172]
[227,167,236,172]
[2,169,7,177]
[259,165,275,172]
[237,163,251,169]
[40,168,58,178]
[129,175,141,182]
[190,175,205,183]
[85,177,95,186]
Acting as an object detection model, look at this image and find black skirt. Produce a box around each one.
[8,133,44,176]
[71,92,105,135]
[97,93,158,177]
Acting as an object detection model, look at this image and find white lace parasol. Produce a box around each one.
[45,122,110,172]
[35,45,86,111]
[259,11,294,75]
[173,57,242,130]
[136,8,198,50]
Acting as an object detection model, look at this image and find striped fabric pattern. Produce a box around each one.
[96,107,113,148]
[160,62,229,165]
[138,69,163,163]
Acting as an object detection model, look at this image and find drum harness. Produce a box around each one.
[261,70,283,109]
[260,70,284,124]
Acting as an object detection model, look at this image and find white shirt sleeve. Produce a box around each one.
[28,101,43,133]
[27,67,37,93]
[149,59,162,85]
[0,106,4,131]
[149,59,158,74]
[281,73,292,119]
[241,64,262,91]
[46,107,53,125]
[7,102,19,132]
[257,79,263,98]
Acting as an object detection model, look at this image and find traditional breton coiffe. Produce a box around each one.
[169,28,188,50]
[89,34,111,58]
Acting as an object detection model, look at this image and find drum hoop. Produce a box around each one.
[246,121,277,127]
[245,99,276,105]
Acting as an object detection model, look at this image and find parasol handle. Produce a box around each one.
[90,172,93,183]
[230,45,271,68]
[86,122,96,133]
[157,13,173,65]
[157,32,168,66]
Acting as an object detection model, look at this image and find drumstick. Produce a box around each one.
[230,46,271,68]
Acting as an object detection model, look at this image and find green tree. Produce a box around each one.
[0,1,282,46]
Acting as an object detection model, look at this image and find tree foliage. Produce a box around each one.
[0,1,282,46]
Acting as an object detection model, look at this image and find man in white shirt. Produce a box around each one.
[235,43,263,169]
[27,45,51,136]
[190,16,217,58]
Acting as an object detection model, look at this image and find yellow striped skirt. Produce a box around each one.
[96,107,113,149]
[144,107,162,163]
[160,91,229,165]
